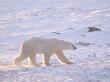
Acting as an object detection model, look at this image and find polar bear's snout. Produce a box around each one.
[72,44,77,50]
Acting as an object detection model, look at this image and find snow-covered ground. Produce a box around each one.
[0,0,110,82]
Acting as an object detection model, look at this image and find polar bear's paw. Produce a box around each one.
[42,63,50,67]
[66,61,73,64]
[63,61,73,64]
[29,63,40,67]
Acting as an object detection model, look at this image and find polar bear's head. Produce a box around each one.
[59,40,77,50]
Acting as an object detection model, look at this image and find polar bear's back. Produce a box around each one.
[27,37,59,43]
[23,37,60,48]
[20,37,61,53]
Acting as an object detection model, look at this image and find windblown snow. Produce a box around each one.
[0,0,110,82]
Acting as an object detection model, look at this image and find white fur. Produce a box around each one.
[14,37,77,66]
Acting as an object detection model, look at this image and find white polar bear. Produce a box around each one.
[14,37,77,66]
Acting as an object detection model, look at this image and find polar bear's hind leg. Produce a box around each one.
[14,53,28,65]
[28,54,37,66]
[14,47,29,65]
[43,51,53,66]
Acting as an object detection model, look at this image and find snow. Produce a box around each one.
[0,0,110,82]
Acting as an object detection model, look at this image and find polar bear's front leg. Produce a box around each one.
[55,50,73,64]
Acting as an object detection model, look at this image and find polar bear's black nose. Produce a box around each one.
[74,46,77,50]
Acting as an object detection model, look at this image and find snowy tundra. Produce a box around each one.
[0,0,110,82]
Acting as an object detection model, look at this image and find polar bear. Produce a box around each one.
[14,37,77,66]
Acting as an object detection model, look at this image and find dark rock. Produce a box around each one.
[52,32,60,35]
[81,35,86,36]
[68,27,75,30]
[88,27,101,32]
